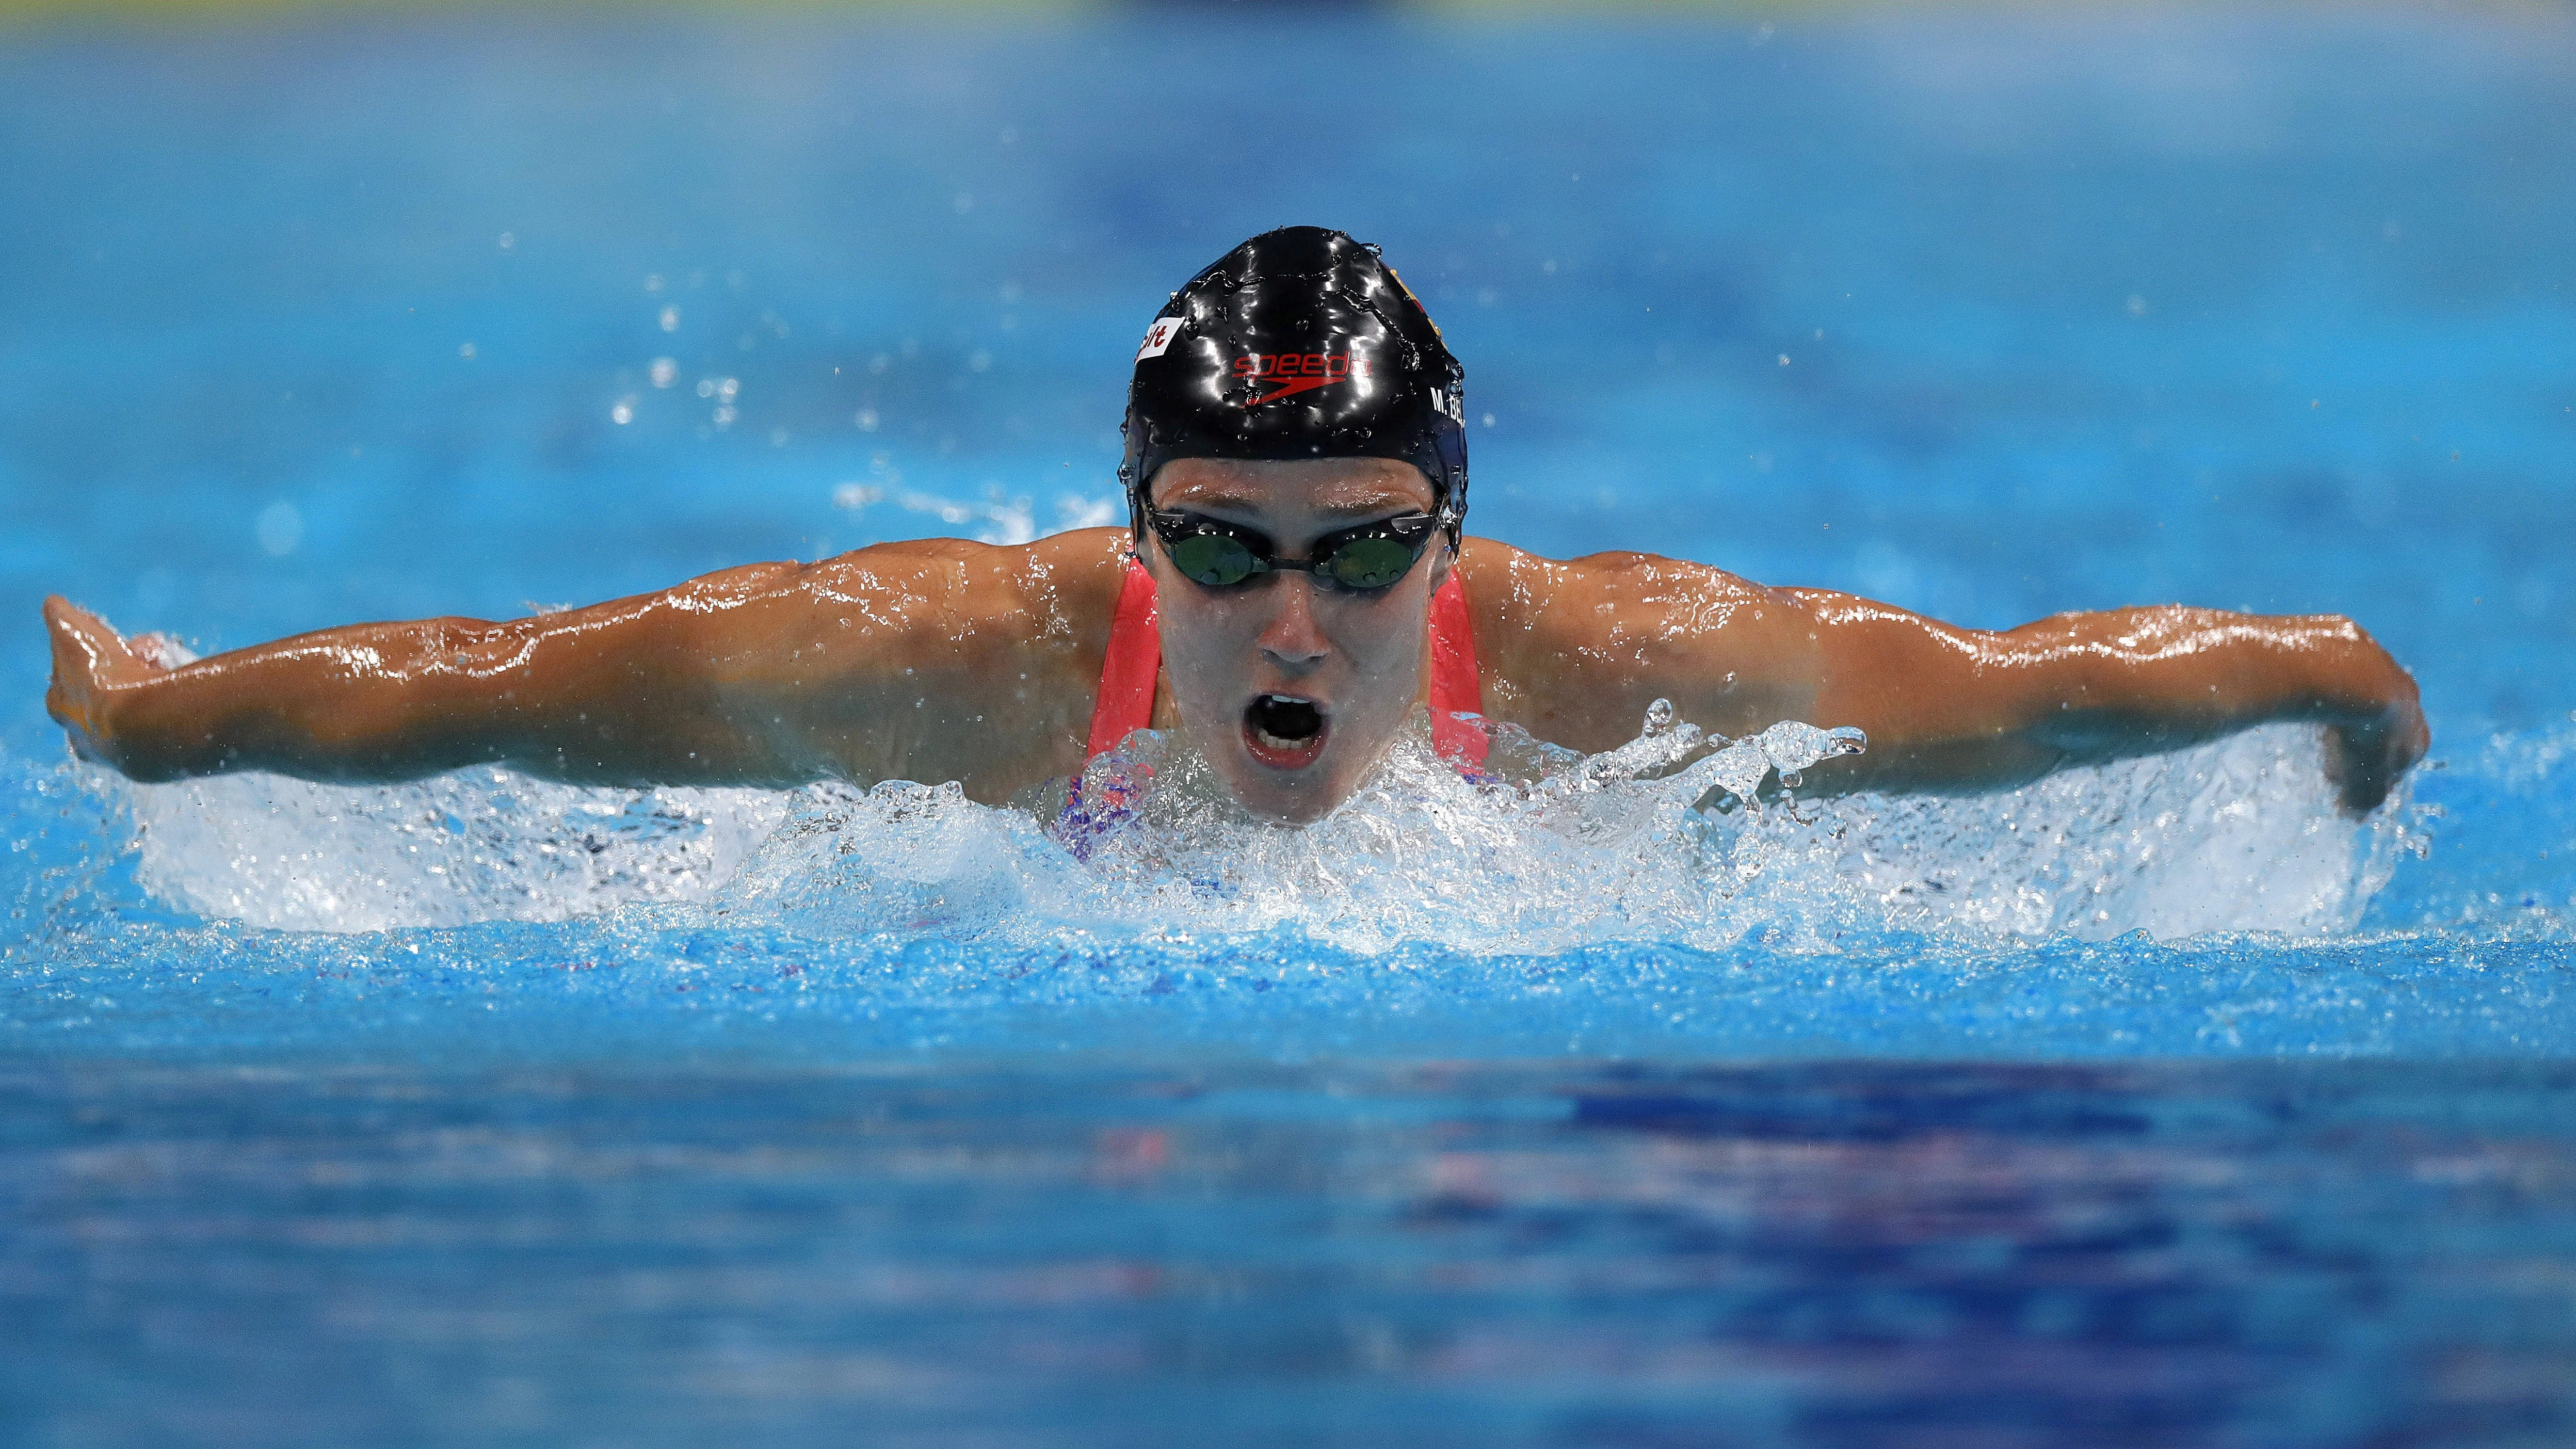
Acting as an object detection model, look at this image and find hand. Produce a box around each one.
[43,597,170,765]
[2323,698,2429,816]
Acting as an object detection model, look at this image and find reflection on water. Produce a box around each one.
[7,1058,2572,1446]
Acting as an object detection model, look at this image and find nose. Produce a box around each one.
[1256,573,1331,670]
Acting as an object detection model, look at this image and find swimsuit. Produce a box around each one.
[1057,560,1488,850]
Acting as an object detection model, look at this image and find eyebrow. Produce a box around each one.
[1156,485,1269,513]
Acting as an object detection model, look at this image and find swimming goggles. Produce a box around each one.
[1146,508,1445,592]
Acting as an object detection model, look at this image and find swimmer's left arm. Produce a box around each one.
[1783,591,2429,814]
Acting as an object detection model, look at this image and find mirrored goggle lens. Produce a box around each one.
[1168,530,1261,586]
[1321,535,1420,590]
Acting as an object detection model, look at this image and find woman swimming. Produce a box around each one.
[41,227,2426,824]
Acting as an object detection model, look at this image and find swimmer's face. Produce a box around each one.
[1144,456,1452,826]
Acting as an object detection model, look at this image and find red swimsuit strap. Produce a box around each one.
[1424,568,1488,767]
[1082,560,1489,769]
[1083,559,1165,762]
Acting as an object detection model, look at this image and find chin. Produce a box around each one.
[1228,777,1343,827]
[1217,754,1358,827]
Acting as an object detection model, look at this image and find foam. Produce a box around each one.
[121,769,791,932]
[103,703,2406,947]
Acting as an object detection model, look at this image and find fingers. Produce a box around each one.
[41,595,139,753]
[44,594,131,668]
[2328,739,2389,816]
[2324,701,2431,817]
[2331,756,2387,817]
[44,597,98,729]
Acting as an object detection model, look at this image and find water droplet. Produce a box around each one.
[255,502,303,557]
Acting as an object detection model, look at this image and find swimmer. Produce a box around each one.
[43,226,2426,824]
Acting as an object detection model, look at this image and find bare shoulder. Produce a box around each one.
[1453,536,1822,748]
[1457,537,1802,645]
[617,530,1131,703]
[675,529,1131,797]
[780,528,1129,645]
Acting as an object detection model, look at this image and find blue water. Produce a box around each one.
[4,5,2575,1444]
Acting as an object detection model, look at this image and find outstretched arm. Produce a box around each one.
[1787,590,2426,813]
[1460,543,2426,814]
[45,530,1128,803]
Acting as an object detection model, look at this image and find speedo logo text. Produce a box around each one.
[1234,352,1375,407]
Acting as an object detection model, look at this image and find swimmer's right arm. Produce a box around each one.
[43,530,1129,803]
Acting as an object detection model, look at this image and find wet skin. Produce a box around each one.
[44,458,2429,817]
[1140,458,1453,824]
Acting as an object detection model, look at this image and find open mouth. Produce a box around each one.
[1243,694,1329,769]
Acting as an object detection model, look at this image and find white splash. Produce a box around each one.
[121,769,791,932]
[1753,725,2412,941]
[108,704,2404,945]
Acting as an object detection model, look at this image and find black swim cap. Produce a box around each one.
[1120,226,1468,541]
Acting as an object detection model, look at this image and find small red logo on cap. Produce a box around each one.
[1234,352,1375,407]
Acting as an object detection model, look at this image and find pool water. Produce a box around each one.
[4,5,2575,1444]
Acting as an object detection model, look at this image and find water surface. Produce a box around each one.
[3,5,2573,1443]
